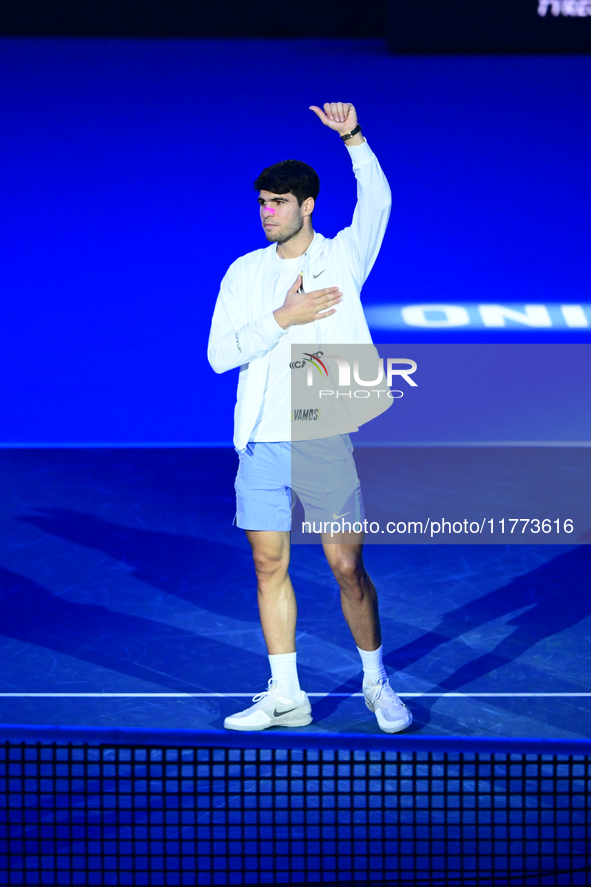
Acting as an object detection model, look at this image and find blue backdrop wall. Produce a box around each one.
[1,38,589,444]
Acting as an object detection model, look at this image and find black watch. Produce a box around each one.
[341,124,361,142]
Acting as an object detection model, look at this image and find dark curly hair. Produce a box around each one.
[254,159,320,206]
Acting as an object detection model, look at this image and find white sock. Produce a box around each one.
[357,645,387,685]
[268,652,301,700]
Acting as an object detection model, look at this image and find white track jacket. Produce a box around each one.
[207,140,391,451]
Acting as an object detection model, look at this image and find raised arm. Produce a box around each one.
[309,102,391,285]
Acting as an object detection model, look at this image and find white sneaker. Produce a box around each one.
[224,679,313,732]
[363,677,412,734]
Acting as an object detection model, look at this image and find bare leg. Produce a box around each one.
[245,529,296,655]
[322,536,382,651]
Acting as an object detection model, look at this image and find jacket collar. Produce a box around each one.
[263,231,326,271]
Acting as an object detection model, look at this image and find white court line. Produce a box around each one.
[1,693,590,699]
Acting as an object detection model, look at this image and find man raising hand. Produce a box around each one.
[208,102,412,735]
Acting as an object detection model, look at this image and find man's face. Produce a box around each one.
[258,190,310,244]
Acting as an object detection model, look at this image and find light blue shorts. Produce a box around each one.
[234,433,365,531]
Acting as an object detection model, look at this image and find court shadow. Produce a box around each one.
[0,567,265,691]
[384,545,591,693]
[307,675,361,724]
[20,508,258,621]
[309,672,433,732]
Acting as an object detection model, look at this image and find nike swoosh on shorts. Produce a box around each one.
[333,512,350,519]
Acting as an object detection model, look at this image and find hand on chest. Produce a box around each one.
[274,266,338,305]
